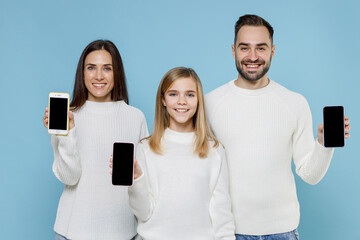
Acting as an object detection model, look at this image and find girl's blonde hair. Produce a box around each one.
[147,67,218,158]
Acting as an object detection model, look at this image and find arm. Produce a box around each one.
[51,127,82,186]
[128,143,155,222]
[44,107,81,186]
[209,147,235,240]
[292,99,334,185]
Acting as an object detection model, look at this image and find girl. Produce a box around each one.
[43,40,148,240]
[127,67,235,240]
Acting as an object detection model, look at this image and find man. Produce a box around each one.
[205,15,350,239]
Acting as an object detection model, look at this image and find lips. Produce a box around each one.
[92,83,106,89]
[242,59,265,71]
[245,64,260,69]
[175,108,189,113]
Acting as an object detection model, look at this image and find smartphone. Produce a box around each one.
[323,106,345,148]
[48,92,70,135]
[112,142,135,186]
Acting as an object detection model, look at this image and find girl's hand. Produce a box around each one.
[43,107,75,130]
[109,156,143,180]
[133,159,143,180]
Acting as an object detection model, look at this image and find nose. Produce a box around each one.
[177,94,187,105]
[95,69,104,80]
[248,49,258,61]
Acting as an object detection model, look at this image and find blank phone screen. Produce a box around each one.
[49,97,68,130]
[112,142,134,186]
[323,106,344,147]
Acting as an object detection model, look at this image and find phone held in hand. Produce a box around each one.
[323,106,345,148]
[112,142,135,186]
[48,92,70,135]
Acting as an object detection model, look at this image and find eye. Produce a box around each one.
[258,47,265,51]
[169,93,177,97]
[104,67,112,71]
[87,66,94,70]
[187,93,195,97]
[240,47,248,51]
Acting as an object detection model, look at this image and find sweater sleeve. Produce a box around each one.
[51,127,82,186]
[209,147,235,240]
[292,98,334,185]
[128,143,155,222]
[139,114,149,139]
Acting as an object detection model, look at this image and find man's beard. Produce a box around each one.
[236,57,271,82]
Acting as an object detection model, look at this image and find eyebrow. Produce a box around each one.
[238,42,270,47]
[167,90,197,93]
[85,63,113,66]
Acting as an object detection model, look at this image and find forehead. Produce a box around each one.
[85,50,112,63]
[236,25,272,45]
[167,77,197,91]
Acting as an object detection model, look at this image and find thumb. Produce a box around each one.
[318,124,324,134]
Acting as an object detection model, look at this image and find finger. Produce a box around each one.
[69,111,74,120]
[318,124,324,132]
[109,163,112,169]
[345,133,350,138]
[345,125,351,132]
[110,158,113,163]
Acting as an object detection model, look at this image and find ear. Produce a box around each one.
[271,44,275,59]
[162,97,166,107]
[232,44,236,59]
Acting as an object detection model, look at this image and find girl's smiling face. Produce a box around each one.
[162,77,198,132]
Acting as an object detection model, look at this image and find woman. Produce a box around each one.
[124,67,235,240]
[43,40,148,240]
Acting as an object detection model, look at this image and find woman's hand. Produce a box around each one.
[109,155,143,180]
[43,107,75,130]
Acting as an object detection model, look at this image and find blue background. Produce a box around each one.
[1,0,359,239]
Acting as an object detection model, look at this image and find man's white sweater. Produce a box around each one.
[205,80,334,235]
[51,101,148,240]
[128,128,235,240]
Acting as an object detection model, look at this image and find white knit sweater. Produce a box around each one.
[51,100,148,240]
[128,128,235,240]
[205,80,334,235]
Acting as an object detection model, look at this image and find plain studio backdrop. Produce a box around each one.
[0,0,359,239]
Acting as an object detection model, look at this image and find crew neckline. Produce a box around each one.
[163,128,195,144]
[229,79,277,96]
[83,100,124,114]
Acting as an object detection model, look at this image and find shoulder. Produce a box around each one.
[207,141,226,159]
[205,80,233,104]
[272,81,310,111]
[119,102,146,120]
[136,138,151,155]
[205,80,234,117]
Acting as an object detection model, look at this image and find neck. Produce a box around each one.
[168,123,195,133]
[234,75,269,90]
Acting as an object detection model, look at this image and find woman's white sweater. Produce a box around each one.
[52,100,148,240]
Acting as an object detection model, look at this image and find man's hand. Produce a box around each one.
[317,115,351,146]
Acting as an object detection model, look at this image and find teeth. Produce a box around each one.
[246,65,259,68]
[176,109,188,112]
[93,84,105,87]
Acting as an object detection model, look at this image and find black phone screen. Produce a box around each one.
[323,106,344,147]
[112,142,134,186]
[49,97,68,130]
